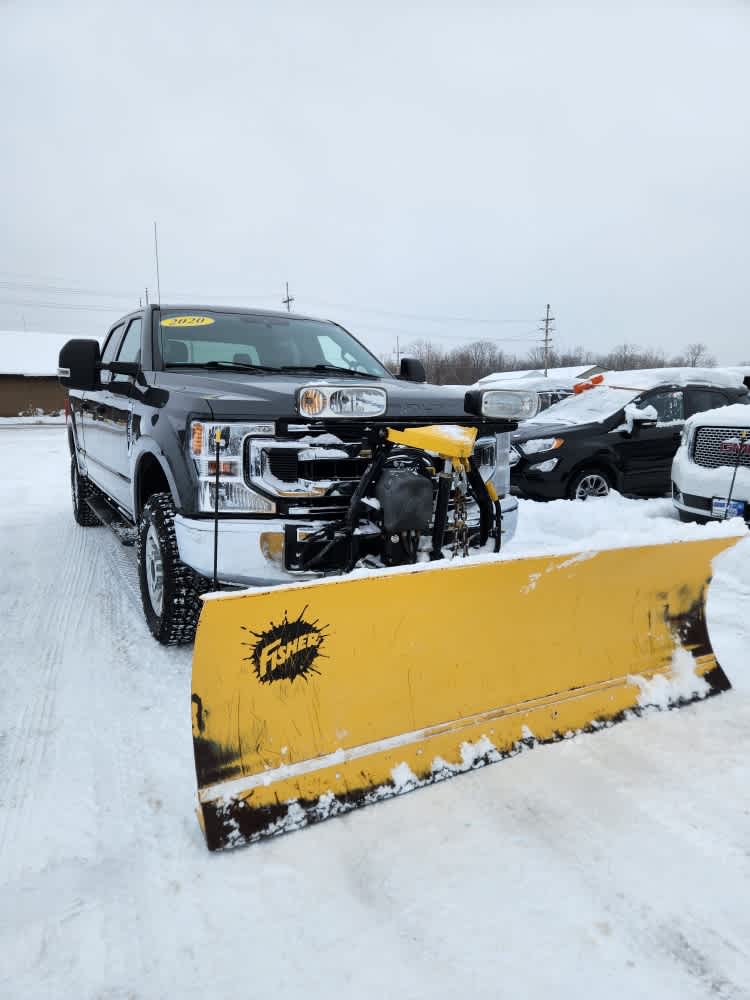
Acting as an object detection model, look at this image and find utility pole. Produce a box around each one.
[145,287,149,306]
[396,336,400,367]
[540,303,555,376]
[282,281,294,312]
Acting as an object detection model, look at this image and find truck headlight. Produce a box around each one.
[464,388,540,421]
[190,420,276,513]
[297,385,387,418]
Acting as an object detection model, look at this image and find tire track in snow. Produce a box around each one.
[0,516,98,872]
[87,527,193,995]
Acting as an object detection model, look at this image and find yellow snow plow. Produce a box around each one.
[192,533,739,851]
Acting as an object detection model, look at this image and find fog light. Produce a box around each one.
[299,387,326,417]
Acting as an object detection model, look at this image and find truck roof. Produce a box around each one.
[151,304,331,323]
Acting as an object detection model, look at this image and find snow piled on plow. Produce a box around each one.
[630,646,710,709]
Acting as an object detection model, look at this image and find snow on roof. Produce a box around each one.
[476,365,602,388]
[527,367,747,427]
[593,367,745,391]
[0,330,92,376]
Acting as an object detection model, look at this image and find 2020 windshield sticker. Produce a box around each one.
[160,315,215,327]
[242,607,328,684]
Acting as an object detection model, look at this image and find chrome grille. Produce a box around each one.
[693,425,750,469]
[266,448,369,484]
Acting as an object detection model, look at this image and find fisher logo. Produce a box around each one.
[721,438,750,457]
[242,607,328,684]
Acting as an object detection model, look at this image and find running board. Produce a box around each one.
[85,495,137,546]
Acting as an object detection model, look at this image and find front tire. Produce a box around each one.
[71,456,101,526]
[567,468,611,501]
[137,492,207,645]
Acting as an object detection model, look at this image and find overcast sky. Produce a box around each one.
[2,1,748,363]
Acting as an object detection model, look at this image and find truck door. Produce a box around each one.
[617,389,684,495]
[104,316,143,511]
[80,322,125,497]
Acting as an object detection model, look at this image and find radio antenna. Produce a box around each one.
[153,221,162,304]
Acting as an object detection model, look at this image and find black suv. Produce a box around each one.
[59,305,519,643]
[510,374,749,500]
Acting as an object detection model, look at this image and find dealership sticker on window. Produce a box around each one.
[160,315,215,328]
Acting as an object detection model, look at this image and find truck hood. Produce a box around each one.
[154,371,472,421]
[512,420,586,443]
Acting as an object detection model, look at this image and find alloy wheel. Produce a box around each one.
[574,474,609,500]
[145,524,165,615]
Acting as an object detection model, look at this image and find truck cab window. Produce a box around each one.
[117,318,142,365]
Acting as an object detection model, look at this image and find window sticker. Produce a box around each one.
[160,315,215,328]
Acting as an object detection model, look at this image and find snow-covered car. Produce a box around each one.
[510,368,748,501]
[672,402,750,523]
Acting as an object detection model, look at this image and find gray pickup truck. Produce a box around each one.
[59,305,527,643]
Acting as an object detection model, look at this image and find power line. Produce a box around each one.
[0,280,140,299]
[302,296,535,326]
[0,271,544,338]
[0,297,134,313]
[351,321,539,343]
[0,273,536,327]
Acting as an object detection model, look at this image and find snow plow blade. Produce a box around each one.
[192,536,737,851]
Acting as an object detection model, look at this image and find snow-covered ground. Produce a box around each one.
[1,426,749,1000]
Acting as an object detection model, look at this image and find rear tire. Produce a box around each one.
[137,492,207,645]
[678,509,709,525]
[71,455,101,527]
[567,468,611,501]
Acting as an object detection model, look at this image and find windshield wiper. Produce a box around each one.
[278,364,381,378]
[166,361,282,373]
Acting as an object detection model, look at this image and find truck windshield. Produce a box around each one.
[158,310,388,378]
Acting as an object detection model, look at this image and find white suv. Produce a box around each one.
[672,402,750,523]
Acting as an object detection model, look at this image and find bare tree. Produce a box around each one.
[392,336,721,385]
[678,342,716,368]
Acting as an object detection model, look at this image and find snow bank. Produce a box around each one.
[0,414,66,425]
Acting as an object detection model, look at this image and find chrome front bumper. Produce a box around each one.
[175,494,520,587]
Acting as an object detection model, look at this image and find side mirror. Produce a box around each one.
[58,339,101,391]
[623,402,658,433]
[631,415,657,431]
[399,357,426,383]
